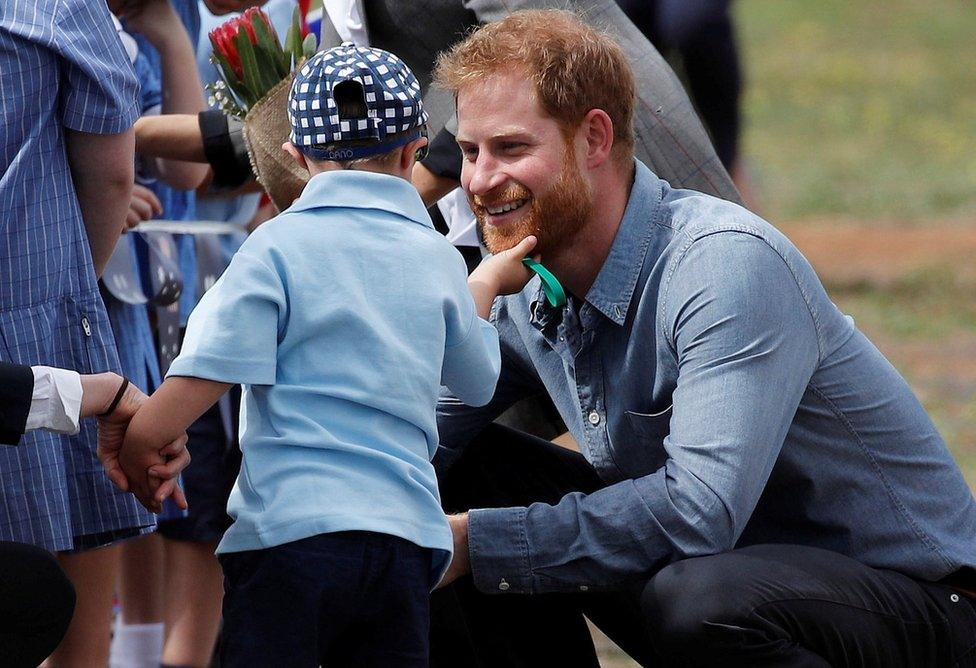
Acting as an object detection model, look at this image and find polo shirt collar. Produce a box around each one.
[583,160,663,326]
[287,169,434,230]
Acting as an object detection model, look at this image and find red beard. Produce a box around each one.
[470,145,593,255]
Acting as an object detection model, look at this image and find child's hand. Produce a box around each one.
[470,235,539,297]
[110,390,191,514]
[125,184,163,230]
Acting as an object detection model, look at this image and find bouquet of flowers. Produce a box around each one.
[208,7,317,209]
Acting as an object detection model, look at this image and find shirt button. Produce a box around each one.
[587,410,601,426]
[498,579,510,591]
[579,585,589,592]
[950,593,960,603]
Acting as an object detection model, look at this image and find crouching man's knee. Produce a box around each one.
[640,553,760,663]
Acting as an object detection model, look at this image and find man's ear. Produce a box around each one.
[581,109,614,169]
[282,142,310,172]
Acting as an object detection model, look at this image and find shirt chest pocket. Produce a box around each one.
[625,406,673,446]
[612,407,673,477]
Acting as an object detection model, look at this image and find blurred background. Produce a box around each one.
[596,0,975,663]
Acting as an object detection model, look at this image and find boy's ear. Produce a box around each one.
[283,142,310,172]
[399,137,428,172]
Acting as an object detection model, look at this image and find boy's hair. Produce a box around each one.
[308,81,421,170]
[434,10,636,164]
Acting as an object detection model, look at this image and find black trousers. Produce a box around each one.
[431,425,976,667]
[0,541,75,667]
[220,532,432,667]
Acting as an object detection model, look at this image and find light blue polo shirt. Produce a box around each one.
[168,170,501,582]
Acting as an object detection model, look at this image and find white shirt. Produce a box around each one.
[26,366,83,435]
[323,0,369,47]
[436,188,481,248]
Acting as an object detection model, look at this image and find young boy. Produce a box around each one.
[121,44,537,666]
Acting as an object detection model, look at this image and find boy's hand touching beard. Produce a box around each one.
[469,235,539,297]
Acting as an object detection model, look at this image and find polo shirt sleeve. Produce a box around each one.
[167,251,286,386]
[440,260,501,408]
[53,0,140,134]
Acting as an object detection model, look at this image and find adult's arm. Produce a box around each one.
[134,114,205,162]
[135,112,257,191]
[202,0,263,15]
[65,128,135,276]
[0,363,35,445]
[464,0,740,202]
[465,233,821,594]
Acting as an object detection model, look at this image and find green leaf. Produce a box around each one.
[235,29,263,104]
[253,45,284,93]
[252,15,288,78]
[210,52,251,106]
[285,7,304,69]
[302,33,318,59]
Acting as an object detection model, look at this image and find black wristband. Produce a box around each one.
[99,378,129,418]
[199,110,254,189]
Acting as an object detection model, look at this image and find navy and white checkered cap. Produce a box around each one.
[289,44,428,161]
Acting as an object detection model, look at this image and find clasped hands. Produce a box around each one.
[93,374,190,514]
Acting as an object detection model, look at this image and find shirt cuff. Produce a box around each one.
[26,367,83,435]
[468,506,533,594]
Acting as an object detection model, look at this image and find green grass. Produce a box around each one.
[735,0,976,222]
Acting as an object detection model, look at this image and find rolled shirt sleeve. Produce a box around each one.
[54,0,140,134]
[167,251,286,385]
[467,233,821,594]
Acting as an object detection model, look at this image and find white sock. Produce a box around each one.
[109,620,165,668]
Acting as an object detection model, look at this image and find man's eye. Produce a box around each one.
[501,142,524,152]
[461,146,478,159]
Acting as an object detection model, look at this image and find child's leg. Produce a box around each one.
[111,534,165,668]
[161,539,223,667]
[329,534,433,668]
[50,544,120,667]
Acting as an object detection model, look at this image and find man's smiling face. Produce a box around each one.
[456,72,592,255]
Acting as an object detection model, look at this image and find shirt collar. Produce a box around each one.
[286,170,434,231]
[583,160,663,326]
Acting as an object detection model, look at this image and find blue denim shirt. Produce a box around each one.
[437,160,976,595]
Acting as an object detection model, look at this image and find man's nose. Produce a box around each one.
[464,153,507,197]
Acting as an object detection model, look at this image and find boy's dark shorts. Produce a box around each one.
[219,531,432,668]
[157,386,242,543]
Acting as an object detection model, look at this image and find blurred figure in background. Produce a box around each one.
[616,0,759,209]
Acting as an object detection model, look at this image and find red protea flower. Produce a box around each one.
[240,7,261,43]
[298,0,311,37]
[209,22,243,79]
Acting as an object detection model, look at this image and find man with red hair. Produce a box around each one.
[431,10,976,667]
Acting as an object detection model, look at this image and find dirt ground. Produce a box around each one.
[779,219,976,286]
